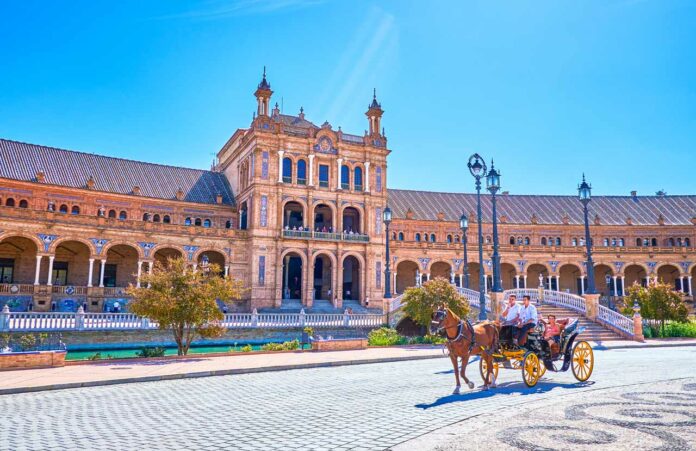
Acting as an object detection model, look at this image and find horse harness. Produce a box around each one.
[439,317,479,354]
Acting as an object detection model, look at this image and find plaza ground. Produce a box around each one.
[1,344,695,450]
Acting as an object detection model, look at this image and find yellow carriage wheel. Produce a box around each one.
[521,352,540,387]
[479,358,499,385]
[571,340,594,382]
[539,360,547,378]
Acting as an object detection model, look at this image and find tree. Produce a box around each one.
[402,277,470,329]
[126,257,246,355]
[624,281,689,336]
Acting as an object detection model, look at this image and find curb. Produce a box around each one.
[0,353,443,396]
[598,341,696,350]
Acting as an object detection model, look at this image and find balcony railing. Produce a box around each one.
[0,283,35,294]
[282,230,369,243]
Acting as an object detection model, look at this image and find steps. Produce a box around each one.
[536,303,626,341]
[260,299,382,314]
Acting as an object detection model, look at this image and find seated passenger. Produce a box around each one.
[515,295,537,346]
[543,314,561,355]
[501,294,521,326]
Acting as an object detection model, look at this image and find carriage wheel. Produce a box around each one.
[571,341,594,382]
[479,357,499,385]
[521,352,540,387]
[539,360,547,378]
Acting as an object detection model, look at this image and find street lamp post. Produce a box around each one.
[578,174,596,294]
[459,213,470,289]
[486,161,502,292]
[383,206,392,299]
[468,154,488,320]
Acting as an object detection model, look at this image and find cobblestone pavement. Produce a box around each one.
[1,347,695,451]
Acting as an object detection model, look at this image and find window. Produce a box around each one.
[619,238,625,247]
[415,233,421,242]
[59,204,68,213]
[486,236,492,244]
[103,264,117,288]
[424,233,429,242]
[430,233,436,242]
[143,213,151,221]
[5,198,15,207]
[52,262,68,286]
[541,237,547,245]
[636,238,642,247]
[454,235,460,243]
[0,258,14,284]
[318,165,329,188]
[71,206,80,215]
[447,235,452,243]
[556,237,561,246]
[195,218,202,227]
[392,232,397,240]
[282,157,292,183]
[185,217,192,226]
[153,214,161,223]
[341,165,350,190]
[509,236,516,245]
[686,238,691,247]
[524,237,530,245]
[603,238,609,247]
[18,199,28,208]
[668,237,675,247]
[354,167,363,191]
[203,219,212,228]
[119,211,127,220]
[572,238,578,246]
[398,232,404,241]
[651,238,657,246]
[297,160,307,185]
[163,215,171,224]
[611,238,617,247]
[108,210,116,218]
[225,220,232,229]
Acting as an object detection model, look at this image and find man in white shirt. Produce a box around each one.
[515,295,538,345]
[501,295,521,325]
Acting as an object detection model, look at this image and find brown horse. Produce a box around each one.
[431,308,499,393]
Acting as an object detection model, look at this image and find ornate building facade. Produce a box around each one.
[0,70,695,313]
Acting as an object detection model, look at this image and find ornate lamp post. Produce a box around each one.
[468,154,488,320]
[459,213,470,289]
[486,161,502,292]
[383,206,392,299]
[578,175,596,294]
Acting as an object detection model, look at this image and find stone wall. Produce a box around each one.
[0,350,66,370]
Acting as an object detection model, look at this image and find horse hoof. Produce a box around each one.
[482,385,489,391]
[491,383,497,389]
[467,382,475,389]
[453,386,461,395]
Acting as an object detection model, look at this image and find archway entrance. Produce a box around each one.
[657,264,680,291]
[282,253,303,300]
[198,250,226,276]
[104,244,139,287]
[313,254,333,301]
[527,264,548,290]
[625,264,647,290]
[500,263,516,290]
[559,264,582,294]
[395,261,418,294]
[0,236,39,285]
[342,256,360,301]
[594,264,614,296]
[53,241,92,286]
[430,261,452,282]
[283,201,304,229]
[154,247,183,267]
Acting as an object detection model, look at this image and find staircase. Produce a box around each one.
[536,303,625,341]
[261,299,381,314]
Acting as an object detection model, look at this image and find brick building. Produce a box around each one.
[1,71,695,312]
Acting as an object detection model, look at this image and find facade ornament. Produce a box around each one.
[530,214,538,224]
[417,257,431,270]
[516,260,527,272]
[548,260,560,272]
[613,261,625,273]
[98,205,106,217]
[36,170,46,183]
[646,261,658,274]
[37,234,58,252]
[679,261,692,274]
[47,201,55,212]
[452,258,463,271]
[86,176,96,190]
[594,214,601,225]
[137,242,157,258]
[176,188,185,200]
[90,238,109,255]
[183,245,199,261]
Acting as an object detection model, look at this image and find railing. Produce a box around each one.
[314,231,343,241]
[282,229,312,239]
[0,309,386,332]
[597,304,634,337]
[103,287,129,296]
[51,285,89,295]
[341,233,369,242]
[456,287,492,312]
[543,290,587,314]
[503,288,541,303]
[0,283,35,294]
[283,230,369,243]
[387,294,405,313]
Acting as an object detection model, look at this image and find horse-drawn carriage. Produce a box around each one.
[479,318,594,387]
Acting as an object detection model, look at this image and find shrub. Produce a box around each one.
[261,340,300,351]
[368,327,406,346]
[303,326,314,336]
[88,352,102,361]
[0,333,9,350]
[240,344,253,352]
[18,334,36,351]
[402,278,470,328]
[135,347,166,358]
[624,282,689,336]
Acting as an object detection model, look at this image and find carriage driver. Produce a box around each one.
[515,295,538,345]
[501,294,521,325]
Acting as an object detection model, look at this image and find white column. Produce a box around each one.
[484,276,488,293]
[277,150,285,183]
[364,161,371,192]
[308,154,315,186]
[555,275,560,291]
[416,270,420,287]
[523,275,528,289]
[458,274,463,287]
[147,262,152,288]
[680,276,686,293]
[225,265,230,277]
[612,275,618,296]
[688,276,693,296]
[580,277,585,295]
[450,271,455,284]
[336,158,343,189]
[621,276,626,296]
[514,275,520,289]
[193,263,198,271]
[46,255,55,286]
[87,258,94,288]
[34,255,43,285]
[136,261,143,288]
[393,272,397,293]
[547,275,552,290]
[99,259,106,287]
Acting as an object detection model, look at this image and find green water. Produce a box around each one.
[66,344,276,361]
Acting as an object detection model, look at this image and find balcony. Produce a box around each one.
[282,230,369,243]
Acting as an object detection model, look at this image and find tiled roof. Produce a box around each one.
[0,139,234,206]
[387,189,696,226]
[276,114,317,129]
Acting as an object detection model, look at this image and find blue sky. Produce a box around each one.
[1,0,694,196]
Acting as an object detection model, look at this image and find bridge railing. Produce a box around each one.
[596,304,634,337]
[387,294,406,313]
[502,288,541,303]
[543,290,587,314]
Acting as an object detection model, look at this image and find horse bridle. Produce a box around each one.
[432,309,475,346]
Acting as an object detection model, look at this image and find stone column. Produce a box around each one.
[308,154,315,186]
[46,255,55,286]
[458,273,462,287]
[689,276,693,297]
[632,302,645,342]
[87,258,94,288]
[523,275,528,289]
[450,271,455,284]
[580,276,585,295]
[514,275,520,289]
[621,276,626,297]
[364,161,370,192]
[555,275,560,291]
[34,255,43,285]
[147,262,152,288]
[225,265,230,277]
[99,259,106,288]
[136,261,143,288]
[583,293,600,320]
[393,272,397,294]
[277,150,285,183]
[612,275,618,296]
[547,275,552,290]
[336,158,343,190]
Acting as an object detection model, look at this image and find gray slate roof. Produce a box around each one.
[387,189,696,226]
[0,139,234,205]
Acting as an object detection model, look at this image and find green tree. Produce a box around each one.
[402,277,470,329]
[624,281,689,336]
[127,257,246,355]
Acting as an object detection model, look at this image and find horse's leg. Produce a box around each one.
[459,352,475,389]
[485,352,497,389]
[449,352,461,394]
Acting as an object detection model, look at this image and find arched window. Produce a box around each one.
[447,235,452,243]
[430,233,436,242]
[195,218,202,227]
[18,199,28,208]
[185,217,192,226]
[59,204,68,213]
[153,214,161,223]
[541,237,547,246]
[163,215,171,224]
[603,238,609,246]
[486,236,492,244]
[354,167,363,191]
[686,238,691,247]
[119,211,127,220]
[71,206,80,215]
[424,233,429,242]
[651,238,657,246]
[524,237,530,245]
[454,235,460,243]
[108,209,116,218]
[5,198,15,207]
[282,157,293,183]
[341,165,350,190]
[509,236,516,245]
[548,237,554,245]
[415,233,421,242]
[556,237,561,246]
[676,238,682,246]
[225,220,232,229]
[668,237,675,247]
[392,232,397,240]
[143,213,151,221]
[572,238,578,246]
[619,238,625,247]
[636,238,642,247]
[297,160,307,185]
[203,219,212,228]
[398,232,404,241]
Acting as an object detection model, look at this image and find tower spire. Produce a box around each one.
[254,66,273,116]
[366,88,384,136]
